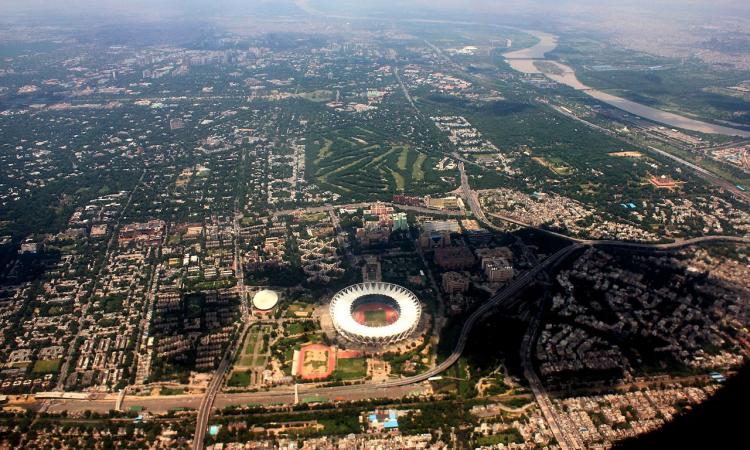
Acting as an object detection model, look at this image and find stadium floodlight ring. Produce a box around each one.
[329,282,422,345]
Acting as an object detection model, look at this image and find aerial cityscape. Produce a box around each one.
[0,0,749,449]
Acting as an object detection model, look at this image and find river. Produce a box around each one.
[503,31,750,138]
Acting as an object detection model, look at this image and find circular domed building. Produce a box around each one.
[252,289,279,312]
[329,282,421,345]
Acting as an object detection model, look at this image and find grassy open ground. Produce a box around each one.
[307,125,451,200]
[334,357,367,380]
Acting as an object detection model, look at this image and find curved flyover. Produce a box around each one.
[297,234,749,394]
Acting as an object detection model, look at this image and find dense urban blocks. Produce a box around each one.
[329,282,422,345]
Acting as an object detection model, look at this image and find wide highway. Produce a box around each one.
[194,232,744,402]
[40,213,749,425]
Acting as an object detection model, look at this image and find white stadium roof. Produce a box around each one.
[329,282,421,344]
[252,289,279,310]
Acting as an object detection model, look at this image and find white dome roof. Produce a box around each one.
[329,282,421,344]
[252,289,279,310]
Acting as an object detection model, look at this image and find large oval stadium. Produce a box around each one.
[329,282,422,345]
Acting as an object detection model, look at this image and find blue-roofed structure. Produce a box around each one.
[709,372,726,383]
[383,410,399,428]
[366,409,401,431]
[383,418,399,429]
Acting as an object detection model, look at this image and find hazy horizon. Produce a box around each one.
[3,0,750,23]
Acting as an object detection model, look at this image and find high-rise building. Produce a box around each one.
[434,246,475,270]
[483,258,514,282]
[442,271,469,294]
[419,230,451,249]
[392,212,408,231]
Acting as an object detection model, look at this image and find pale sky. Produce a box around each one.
[2,0,749,21]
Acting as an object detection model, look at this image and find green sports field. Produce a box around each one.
[363,309,388,326]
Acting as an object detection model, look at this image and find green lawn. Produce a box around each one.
[315,138,333,164]
[227,370,252,387]
[307,125,452,200]
[363,309,387,326]
[160,387,186,396]
[239,355,254,366]
[397,145,410,171]
[299,90,333,103]
[243,333,258,355]
[235,326,263,368]
[412,152,427,181]
[389,168,405,191]
[191,279,234,291]
[32,359,61,374]
[286,303,315,318]
[286,322,306,335]
[503,397,533,409]
[475,428,523,446]
[334,358,367,380]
